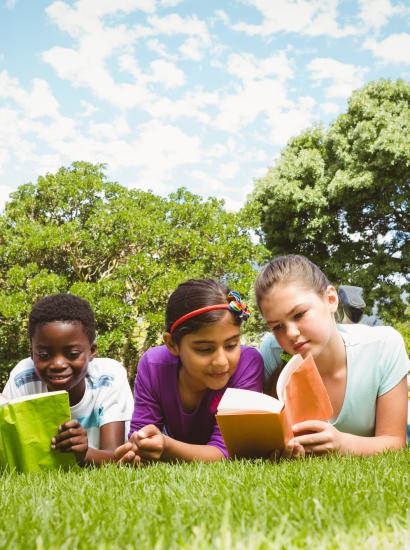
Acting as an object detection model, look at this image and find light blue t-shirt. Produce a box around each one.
[259,324,409,437]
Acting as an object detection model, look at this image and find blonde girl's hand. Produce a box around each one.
[131,424,165,461]
[292,420,345,455]
[270,439,305,461]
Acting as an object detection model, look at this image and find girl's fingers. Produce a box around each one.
[293,433,326,446]
[292,420,328,433]
[135,424,160,441]
[118,451,137,465]
[114,442,133,460]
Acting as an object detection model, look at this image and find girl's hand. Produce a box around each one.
[114,441,142,466]
[292,420,346,455]
[270,439,305,461]
[51,420,88,465]
[130,424,165,461]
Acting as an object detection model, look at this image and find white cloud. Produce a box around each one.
[0,184,13,212]
[232,0,359,38]
[358,0,402,30]
[145,89,218,123]
[214,10,230,25]
[80,100,99,117]
[146,39,174,59]
[364,33,410,64]
[226,51,293,82]
[88,116,131,140]
[43,7,210,108]
[160,0,183,6]
[143,14,212,60]
[321,102,341,115]
[267,96,316,145]
[308,58,368,98]
[213,77,291,133]
[149,59,185,88]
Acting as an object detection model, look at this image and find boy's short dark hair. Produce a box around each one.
[28,293,96,343]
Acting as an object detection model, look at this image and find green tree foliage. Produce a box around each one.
[251,79,409,323]
[0,162,267,384]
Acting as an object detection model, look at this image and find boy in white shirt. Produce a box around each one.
[2,293,134,466]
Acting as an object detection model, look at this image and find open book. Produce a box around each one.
[216,353,333,458]
[0,391,77,472]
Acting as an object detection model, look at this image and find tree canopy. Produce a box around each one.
[251,79,409,322]
[0,162,267,383]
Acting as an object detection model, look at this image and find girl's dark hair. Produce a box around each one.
[28,293,96,343]
[166,279,241,344]
[255,254,330,307]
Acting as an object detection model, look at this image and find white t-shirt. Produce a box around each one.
[259,324,409,437]
[2,357,134,448]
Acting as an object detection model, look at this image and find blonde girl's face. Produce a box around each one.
[259,282,339,359]
[165,311,241,393]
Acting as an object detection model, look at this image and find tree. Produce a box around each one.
[251,79,410,322]
[0,162,267,384]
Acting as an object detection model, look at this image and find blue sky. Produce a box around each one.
[1,0,409,211]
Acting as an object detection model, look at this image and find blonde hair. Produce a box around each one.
[255,254,330,307]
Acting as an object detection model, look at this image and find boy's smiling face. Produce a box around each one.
[31,321,96,405]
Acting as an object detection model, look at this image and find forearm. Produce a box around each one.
[339,432,406,456]
[161,436,226,463]
[82,447,117,466]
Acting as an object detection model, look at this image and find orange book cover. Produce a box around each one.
[216,353,333,458]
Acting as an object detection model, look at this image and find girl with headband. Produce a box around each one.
[115,279,264,464]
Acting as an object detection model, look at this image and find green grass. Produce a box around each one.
[1,449,409,549]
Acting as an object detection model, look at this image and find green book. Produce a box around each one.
[0,390,77,473]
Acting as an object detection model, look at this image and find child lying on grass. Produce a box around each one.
[2,293,134,466]
[115,279,264,464]
[256,255,409,457]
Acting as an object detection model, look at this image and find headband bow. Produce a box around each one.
[227,291,251,321]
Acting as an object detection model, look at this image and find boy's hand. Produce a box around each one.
[51,420,88,465]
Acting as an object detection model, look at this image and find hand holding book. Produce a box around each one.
[216,353,333,458]
[52,419,89,465]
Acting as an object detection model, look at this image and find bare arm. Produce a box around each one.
[115,424,225,464]
[338,376,407,455]
[54,420,126,466]
[291,377,408,456]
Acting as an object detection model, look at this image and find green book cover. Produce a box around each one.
[0,390,77,473]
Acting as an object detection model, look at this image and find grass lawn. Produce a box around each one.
[1,449,409,549]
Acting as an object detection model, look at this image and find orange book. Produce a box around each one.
[216,353,333,458]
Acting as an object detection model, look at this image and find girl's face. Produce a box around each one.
[165,311,241,392]
[259,282,339,359]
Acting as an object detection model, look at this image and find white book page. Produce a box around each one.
[276,354,303,403]
[217,388,283,414]
[3,390,67,405]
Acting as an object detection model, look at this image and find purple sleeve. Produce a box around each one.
[129,353,164,437]
[206,347,264,458]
